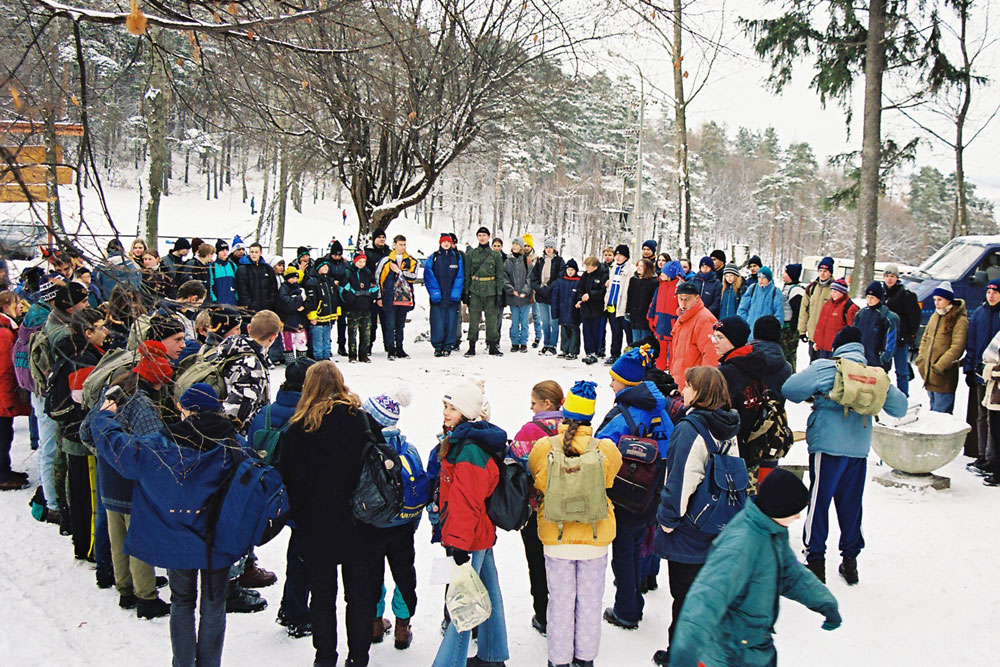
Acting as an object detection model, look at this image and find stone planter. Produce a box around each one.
[872,410,970,490]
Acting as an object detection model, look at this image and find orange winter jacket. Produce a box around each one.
[670,299,719,391]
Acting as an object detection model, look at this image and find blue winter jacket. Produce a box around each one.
[718,283,744,320]
[209,258,238,305]
[91,410,249,570]
[737,281,785,331]
[963,301,1000,383]
[781,341,908,458]
[692,271,722,317]
[247,389,301,444]
[852,304,897,368]
[424,248,464,305]
[550,275,581,326]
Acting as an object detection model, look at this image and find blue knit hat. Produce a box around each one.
[563,381,597,423]
[818,256,834,271]
[865,281,885,301]
[931,283,955,302]
[758,266,774,283]
[699,256,713,269]
[642,239,657,252]
[610,345,655,387]
[988,278,1000,292]
[664,260,682,279]
[179,383,221,413]
[363,387,412,427]
[785,263,802,283]
[231,235,246,251]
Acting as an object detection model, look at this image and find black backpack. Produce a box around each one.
[743,389,795,465]
[351,418,405,526]
[478,443,533,531]
[607,407,662,515]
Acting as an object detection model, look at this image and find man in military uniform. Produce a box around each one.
[464,226,505,356]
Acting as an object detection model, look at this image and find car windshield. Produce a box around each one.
[912,240,986,281]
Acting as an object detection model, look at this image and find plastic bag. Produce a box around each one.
[393,276,414,307]
[445,562,492,632]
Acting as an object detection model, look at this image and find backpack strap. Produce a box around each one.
[532,419,558,437]
[264,404,273,431]
[683,414,723,455]
[620,406,644,437]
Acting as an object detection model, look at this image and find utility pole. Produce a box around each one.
[633,80,645,246]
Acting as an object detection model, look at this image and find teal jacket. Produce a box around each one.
[669,501,839,667]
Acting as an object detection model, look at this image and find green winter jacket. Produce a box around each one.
[464,244,504,299]
[669,501,839,667]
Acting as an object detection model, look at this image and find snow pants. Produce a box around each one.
[544,553,607,665]
[804,452,866,562]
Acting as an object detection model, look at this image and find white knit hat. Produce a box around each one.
[443,379,491,421]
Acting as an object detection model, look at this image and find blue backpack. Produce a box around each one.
[683,415,748,535]
[205,455,290,566]
[394,446,430,523]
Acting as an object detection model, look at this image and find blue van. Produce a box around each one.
[901,235,1000,325]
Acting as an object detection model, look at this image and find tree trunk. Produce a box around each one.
[256,146,271,240]
[41,109,64,236]
[672,0,692,258]
[954,4,972,237]
[273,144,289,255]
[241,142,248,202]
[142,32,168,249]
[852,0,887,294]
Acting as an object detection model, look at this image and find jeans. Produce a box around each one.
[892,342,911,396]
[544,554,607,664]
[32,393,58,507]
[382,304,408,352]
[168,567,229,667]
[803,452,866,561]
[560,324,580,356]
[531,302,542,342]
[281,530,311,626]
[928,391,955,414]
[536,302,558,348]
[29,408,38,450]
[666,561,702,642]
[582,317,603,356]
[430,302,459,351]
[631,325,651,344]
[609,520,645,623]
[508,305,530,346]
[93,464,112,582]
[310,324,333,359]
[433,548,508,667]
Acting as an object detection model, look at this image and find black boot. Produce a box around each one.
[464,342,476,357]
[136,596,171,619]
[839,557,859,585]
[805,558,826,584]
[396,346,410,359]
[338,343,348,357]
[227,580,267,613]
[488,343,503,356]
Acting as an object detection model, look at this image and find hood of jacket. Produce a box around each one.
[753,339,789,374]
[615,380,667,412]
[23,301,52,328]
[687,406,740,441]
[938,298,967,322]
[449,420,508,458]
[830,341,867,363]
[275,389,301,409]
[167,411,238,451]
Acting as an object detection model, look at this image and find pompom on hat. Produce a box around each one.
[610,345,655,387]
[563,380,597,423]
[443,380,491,422]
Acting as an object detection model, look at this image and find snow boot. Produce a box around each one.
[466,658,506,667]
[372,617,392,643]
[531,614,546,636]
[603,607,638,630]
[548,662,571,667]
[652,649,670,666]
[573,661,594,667]
[338,343,348,357]
[806,558,826,584]
[394,617,412,649]
[395,346,411,359]
[136,596,171,620]
[119,592,138,609]
[531,339,540,348]
[226,580,267,614]
[286,621,312,638]
[464,342,476,357]
[839,557,859,585]
[488,342,503,356]
[239,560,277,588]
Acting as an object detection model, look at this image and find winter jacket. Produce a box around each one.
[798,279,832,339]
[915,299,969,393]
[277,280,309,331]
[342,265,380,314]
[438,420,507,553]
[509,410,563,468]
[595,381,675,525]
[377,251,419,308]
[236,257,278,313]
[0,314,30,418]
[737,281,785,331]
[216,335,271,432]
[365,242,392,268]
[781,282,805,330]
[627,275,658,326]
[324,257,350,289]
[91,410,247,570]
[853,304,898,368]
[691,271,722,317]
[654,408,741,564]
[550,274,582,326]
[530,253,566,304]
[303,273,340,325]
[528,423,622,547]
[463,245,504,300]
[963,301,1000,383]
[179,257,212,295]
[884,282,922,345]
[44,306,74,352]
[718,282,745,321]
[247,388,300,446]
[160,251,189,286]
[670,299,719,391]
[604,260,636,318]
[12,300,51,395]
[424,248,464,305]
[649,276,679,339]
[142,267,174,303]
[47,334,104,447]
[812,296,859,353]
[92,253,142,302]
[668,501,838,667]
[575,268,607,320]
[208,258,238,305]
[503,252,533,307]
[278,404,369,557]
[781,341,908,458]
[718,343,792,464]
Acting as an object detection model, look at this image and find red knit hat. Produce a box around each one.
[133,340,174,384]
[439,234,452,245]
[353,252,367,265]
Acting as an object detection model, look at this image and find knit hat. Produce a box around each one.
[191,238,205,253]
[330,241,344,256]
[883,263,899,277]
[564,258,579,273]
[747,255,763,268]
[830,278,849,295]
[610,345,655,387]
[147,314,186,341]
[353,252,367,265]
[864,281,884,301]
[282,357,315,393]
[36,279,60,303]
[710,249,727,264]
[133,340,173,384]
[314,257,331,272]
[284,266,303,281]
[523,233,535,248]
[785,263,802,283]
[988,278,1000,292]
[179,383,221,413]
[443,380,490,421]
[722,263,740,277]
[544,237,557,249]
[676,281,700,296]
[758,266,774,283]
[53,282,89,311]
[643,240,657,252]
[297,246,311,260]
[270,255,285,269]
[614,244,631,260]
[207,306,242,334]
[173,238,191,252]
[931,283,955,302]
[215,239,229,253]
[231,235,245,251]
[832,326,863,350]
[818,256,834,271]
[755,468,810,519]
[753,316,782,343]
[439,233,453,245]
[563,380,597,423]
[476,226,491,237]
[364,387,413,428]
[716,316,750,349]
[699,256,713,269]
[106,238,124,254]
[664,261,682,280]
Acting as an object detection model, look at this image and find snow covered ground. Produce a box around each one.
[3,179,1000,664]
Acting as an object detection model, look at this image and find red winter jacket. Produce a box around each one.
[670,299,719,391]
[438,420,506,553]
[813,296,859,353]
[649,277,679,370]
[0,314,30,418]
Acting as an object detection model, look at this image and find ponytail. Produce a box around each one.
[562,419,583,456]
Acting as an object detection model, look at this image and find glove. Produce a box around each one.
[461,293,470,305]
[821,604,841,631]
[966,372,976,388]
[450,548,470,566]
[799,334,809,344]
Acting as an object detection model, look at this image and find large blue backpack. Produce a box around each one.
[683,415,748,535]
[394,445,430,523]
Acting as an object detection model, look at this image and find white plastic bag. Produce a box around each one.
[444,562,492,632]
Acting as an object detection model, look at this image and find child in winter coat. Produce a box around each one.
[627,259,658,342]
[737,266,785,331]
[277,267,309,363]
[550,260,581,359]
[648,261,682,371]
[577,257,608,364]
[668,469,841,667]
[852,281,898,369]
[812,279,859,358]
[0,291,30,490]
[433,379,510,667]
[304,259,341,360]
[529,381,623,667]
[717,265,745,320]
[341,253,381,362]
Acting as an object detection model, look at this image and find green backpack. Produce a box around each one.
[28,329,53,396]
[251,405,288,466]
[543,437,608,540]
[81,348,142,410]
[172,347,255,404]
[829,357,891,416]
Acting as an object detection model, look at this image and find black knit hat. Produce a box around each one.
[283,357,316,392]
[710,249,727,264]
[476,226,491,237]
[676,281,700,296]
[614,244,631,260]
[173,238,191,252]
[748,254,763,268]
[53,282,89,311]
[753,315,782,343]
[716,316,750,348]
[832,325,863,350]
[330,241,344,256]
[208,306,242,335]
[755,468,810,519]
[146,314,186,341]
[215,239,229,252]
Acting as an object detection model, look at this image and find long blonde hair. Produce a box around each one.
[289,361,361,432]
